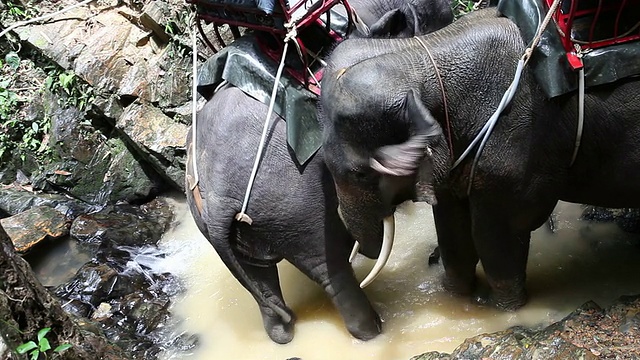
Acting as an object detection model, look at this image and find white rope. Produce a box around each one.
[522,0,562,66]
[235,26,297,224]
[451,59,525,170]
[0,0,95,39]
[570,65,585,166]
[451,0,562,195]
[188,12,200,191]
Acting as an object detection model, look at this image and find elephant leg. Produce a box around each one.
[290,255,381,341]
[432,190,478,295]
[323,269,382,340]
[470,199,556,310]
[471,222,529,310]
[239,260,296,344]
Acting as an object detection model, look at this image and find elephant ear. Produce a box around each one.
[370,90,442,204]
[368,9,408,37]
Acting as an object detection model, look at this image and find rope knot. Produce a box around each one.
[235,212,253,224]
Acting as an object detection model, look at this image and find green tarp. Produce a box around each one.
[197,35,321,165]
[498,0,640,98]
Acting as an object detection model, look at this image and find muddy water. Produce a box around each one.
[28,237,93,287]
[156,199,640,360]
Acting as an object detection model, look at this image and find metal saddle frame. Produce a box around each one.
[186,0,355,93]
[545,0,640,69]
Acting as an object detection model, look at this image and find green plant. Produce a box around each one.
[16,327,72,360]
[0,54,22,159]
[44,69,95,111]
[5,0,37,21]
[0,52,55,163]
[453,0,481,18]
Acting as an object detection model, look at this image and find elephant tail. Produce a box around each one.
[207,214,293,324]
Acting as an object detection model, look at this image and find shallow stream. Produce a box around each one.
[156,199,640,360]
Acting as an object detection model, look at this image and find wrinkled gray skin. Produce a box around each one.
[186,85,380,344]
[185,0,454,344]
[319,9,640,311]
[346,0,453,37]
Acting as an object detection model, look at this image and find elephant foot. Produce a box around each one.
[262,309,296,344]
[428,246,440,266]
[346,308,382,341]
[442,272,476,296]
[472,279,527,311]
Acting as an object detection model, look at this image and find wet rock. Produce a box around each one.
[0,205,69,252]
[54,247,183,358]
[70,198,174,246]
[0,78,164,207]
[559,296,640,359]
[582,206,640,233]
[111,290,171,334]
[116,102,188,191]
[92,302,114,320]
[413,296,640,360]
[60,298,93,318]
[44,90,99,164]
[413,325,597,360]
[0,187,89,218]
[54,262,120,306]
[140,1,171,45]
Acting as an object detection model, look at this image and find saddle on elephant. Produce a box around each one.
[186,0,359,93]
[500,0,640,98]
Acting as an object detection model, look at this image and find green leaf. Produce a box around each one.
[37,327,51,342]
[38,337,51,352]
[44,76,53,90]
[54,344,72,353]
[59,73,74,89]
[29,349,39,360]
[5,52,20,70]
[31,122,39,132]
[16,341,37,354]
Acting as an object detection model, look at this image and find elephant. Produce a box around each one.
[185,84,381,344]
[185,0,455,344]
[318,8,640,311]
[346,0,453,38]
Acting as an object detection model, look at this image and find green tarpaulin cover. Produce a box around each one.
[498,0,640,98]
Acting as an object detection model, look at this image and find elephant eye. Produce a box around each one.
[351,168,375,183]
[354,170,367,179]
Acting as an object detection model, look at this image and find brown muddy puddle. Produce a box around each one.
[158,200,640,360]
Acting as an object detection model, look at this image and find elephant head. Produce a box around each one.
[320,62,448,285]
[348,0,454,38]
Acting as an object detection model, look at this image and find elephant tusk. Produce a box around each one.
[360,215,395,288]
[349,241,360,263]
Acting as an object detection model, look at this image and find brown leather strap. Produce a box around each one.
[186,142,204,216]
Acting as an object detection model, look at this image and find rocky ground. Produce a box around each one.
[414,295,640,359]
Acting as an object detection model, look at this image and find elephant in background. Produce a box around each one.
[318,9,640,310]
[346,0,453,37]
